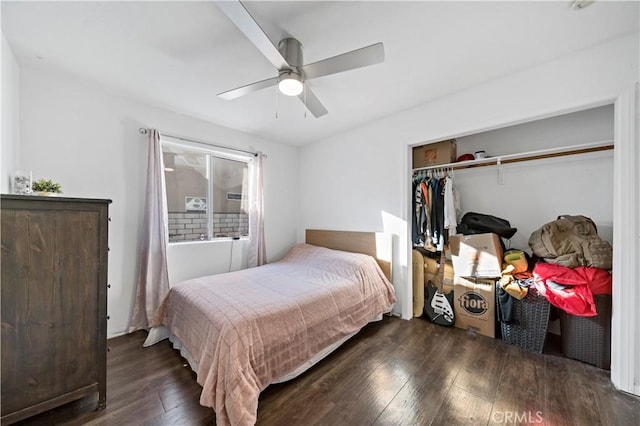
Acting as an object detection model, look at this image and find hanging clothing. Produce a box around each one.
[412,171,459,249]
[429,178,439,246]
[412,179,421,245]
[443,176,458,236]
[421,181,432,244]
[436,178,446,250]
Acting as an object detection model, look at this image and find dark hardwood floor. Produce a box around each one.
[13,316,639,426]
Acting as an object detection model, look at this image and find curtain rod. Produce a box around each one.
[139,128,260,157]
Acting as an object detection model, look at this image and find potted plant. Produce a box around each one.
[32,178,63,195]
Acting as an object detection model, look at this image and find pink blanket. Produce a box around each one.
[151,244,396,425]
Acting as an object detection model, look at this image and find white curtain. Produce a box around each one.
[129,129,170,332]
[247,153,266,267]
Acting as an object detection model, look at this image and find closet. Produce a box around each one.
[412,105,614,252]
[1,195,111,424]
[410,104,615,357]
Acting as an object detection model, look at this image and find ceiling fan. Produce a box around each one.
[216,1,385,117]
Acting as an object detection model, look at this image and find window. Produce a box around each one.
[162,140,250,243]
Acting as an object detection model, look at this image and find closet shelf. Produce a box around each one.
[412,140,614,172]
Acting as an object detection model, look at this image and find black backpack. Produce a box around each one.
[457,212,517,239]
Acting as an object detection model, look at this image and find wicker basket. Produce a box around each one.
[560,295,612,369]
[500,286,551,353]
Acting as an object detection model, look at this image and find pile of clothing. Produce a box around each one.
[496,249,536,325]
[529,215,612,317]
[497,215,612,325]
[531,261,611,317]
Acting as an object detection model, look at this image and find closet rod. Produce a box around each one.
[413,140,613,172]
[139,128,260,157]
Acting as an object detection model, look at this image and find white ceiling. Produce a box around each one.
[2,1,639,145]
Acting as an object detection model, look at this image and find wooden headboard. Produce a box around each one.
[305,229,392,281]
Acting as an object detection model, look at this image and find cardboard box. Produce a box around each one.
[412,139,457,169]
[449,233,503,278]
[454,276,496,338]
[424,257,454,293]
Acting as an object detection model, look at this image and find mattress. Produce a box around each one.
[146,243,396,426]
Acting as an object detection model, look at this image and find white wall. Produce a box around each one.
[453,150,613,251]
[17,65,299,337]
[1,33,20,192]
[453,105,614,252]
[455,105,614,157]
[299,123,408,317]
[299,32,639,392]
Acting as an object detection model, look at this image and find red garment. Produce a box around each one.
[533,262,612,317]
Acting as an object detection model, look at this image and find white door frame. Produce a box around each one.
[611,83,639,395]
[403,84,640,396]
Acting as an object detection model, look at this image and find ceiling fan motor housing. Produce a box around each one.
[278,38,303,68]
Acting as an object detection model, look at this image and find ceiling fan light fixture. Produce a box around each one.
[278,70,303,96]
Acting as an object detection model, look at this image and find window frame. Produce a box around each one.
[161,137,252,244]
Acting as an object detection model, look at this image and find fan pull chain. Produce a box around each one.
[275,85,279,119]
[303,83,307,119]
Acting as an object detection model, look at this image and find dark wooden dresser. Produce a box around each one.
[1,194,111,424]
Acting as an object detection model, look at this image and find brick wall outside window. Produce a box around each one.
[168,212,248,242]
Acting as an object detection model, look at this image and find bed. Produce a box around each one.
[144,229,396,426]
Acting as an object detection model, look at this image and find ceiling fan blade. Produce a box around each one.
[298,85,328,118]
[217,76,279,100]
[217,1,289,70]
[301,42,385,81]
